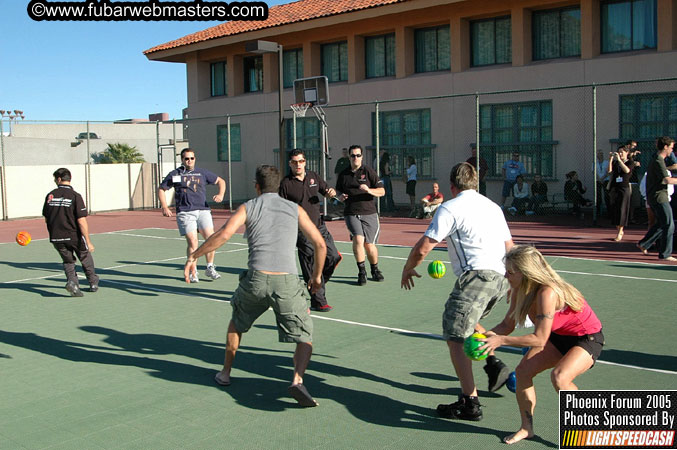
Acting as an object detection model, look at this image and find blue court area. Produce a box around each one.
[1,228,675,448]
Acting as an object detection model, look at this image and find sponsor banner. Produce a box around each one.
[560,391,676,449]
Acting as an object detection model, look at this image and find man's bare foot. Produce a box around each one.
[504,428,534,445]
[214,371,231,386]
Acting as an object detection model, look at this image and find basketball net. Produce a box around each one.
[291,102,312,118]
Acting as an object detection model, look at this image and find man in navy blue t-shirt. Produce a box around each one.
[159,148,226,282]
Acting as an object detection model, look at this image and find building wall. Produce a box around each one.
[151,0,677,204]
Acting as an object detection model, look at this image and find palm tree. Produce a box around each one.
[93,143,145,163]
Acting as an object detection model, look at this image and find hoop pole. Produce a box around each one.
[292,112,297,150]
[375,101,380,215]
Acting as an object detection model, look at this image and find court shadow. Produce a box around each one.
[0,281,70,298]
[0,260,64,273]
[609,262,677,273]
[601,349,677,372]
[116,261,247,277]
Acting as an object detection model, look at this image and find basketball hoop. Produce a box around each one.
[291,102,312,118]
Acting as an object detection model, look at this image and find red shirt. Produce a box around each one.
[423,192,444,203]
[551,298,602,336]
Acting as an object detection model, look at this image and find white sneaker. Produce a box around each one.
[189,272,199,283]
[205,265,221,280]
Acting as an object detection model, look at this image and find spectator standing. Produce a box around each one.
[42,168,100,297]
[405,156,417,212]
[608,146,639,241]
[637,136,677,261]
[336,145,386,285]
[595,150,611,217]
[379,152,395,212]
[158,148,226,283]
[334,148,350,178]
[501,152,527,209]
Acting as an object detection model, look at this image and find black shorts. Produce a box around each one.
[549,330,604,363]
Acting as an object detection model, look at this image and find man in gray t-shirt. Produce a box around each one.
[185,165,327,407]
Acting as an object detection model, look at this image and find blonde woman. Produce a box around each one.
[479,245,604,445]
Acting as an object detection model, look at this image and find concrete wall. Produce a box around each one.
[0,163,166,220]
[1,122,186,166]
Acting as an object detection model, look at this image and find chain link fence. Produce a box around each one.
[2,78,676,221]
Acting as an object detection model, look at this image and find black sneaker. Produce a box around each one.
[65,281,84,297]
[436,395,483,421]
[371,268,384,282]
[357,271,367,286]
[484,358,510,393]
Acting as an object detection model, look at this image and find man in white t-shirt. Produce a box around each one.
[401,162,514,421]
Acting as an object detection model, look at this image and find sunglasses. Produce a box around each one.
[290,159,306,164]
[350,154,362,158]
[183,157,195,161]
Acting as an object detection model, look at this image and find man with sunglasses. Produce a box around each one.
[159,148,226,282]
[279,149,342,312]
[335,145,386,285]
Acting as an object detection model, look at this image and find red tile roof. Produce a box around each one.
[144,0,408,55]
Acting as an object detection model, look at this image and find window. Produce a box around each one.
[366,33,396,78]
[415,26,450,73]
[371,109,434,178]
[283,48,303,88]
[471,16,512,66]
[321,41,348,83]
[217,124,241,162]
[533,7,581,60]
[479,101,555,178]
[211,61,227,97]
[285,117,322,173]
[602,0,657,53]
[619,92,677,171]
[243,56,263,92]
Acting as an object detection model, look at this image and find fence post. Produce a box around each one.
[227,115,233,212]
[85,121,92,214]
[475,93,480,179]
[375,101,380,214]
[592,84,598,225]
[0,119,7,220]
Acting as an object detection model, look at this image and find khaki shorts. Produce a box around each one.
[231,270,313,343]
[442,270,508,342]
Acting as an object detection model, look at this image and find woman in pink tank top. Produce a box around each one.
[479,245,604,445]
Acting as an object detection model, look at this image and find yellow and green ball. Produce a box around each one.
[427,260,446,279]
[463,332,488,361]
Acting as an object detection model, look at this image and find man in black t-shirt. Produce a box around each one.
[335,145,386,285]
[279,149,342,312]
[637,136,677,261]
[42,168,99,297]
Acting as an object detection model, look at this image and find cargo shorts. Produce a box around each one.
[231,270,313,343]
[442,270,508,342]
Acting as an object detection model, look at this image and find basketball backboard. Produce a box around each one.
[293,76,329,107]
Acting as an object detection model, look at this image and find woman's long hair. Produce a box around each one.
[505,245,584,326]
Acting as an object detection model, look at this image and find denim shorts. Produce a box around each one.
[443,270,508,342]
[176,210,214,236]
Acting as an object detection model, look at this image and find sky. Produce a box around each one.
[0,0,286,122]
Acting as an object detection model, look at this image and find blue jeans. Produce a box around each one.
[639,201,674,259]
[381,175,394,211]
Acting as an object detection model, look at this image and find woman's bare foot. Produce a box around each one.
[504,428,534,444]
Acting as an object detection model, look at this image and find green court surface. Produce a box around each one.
[1,228,675,449]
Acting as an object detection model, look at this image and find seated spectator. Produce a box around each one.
[564,171,592,218]
[508,175,529,215]
[526,174,548,215]
[412,182,444,219]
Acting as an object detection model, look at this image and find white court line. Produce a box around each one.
[6,228,676,375]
